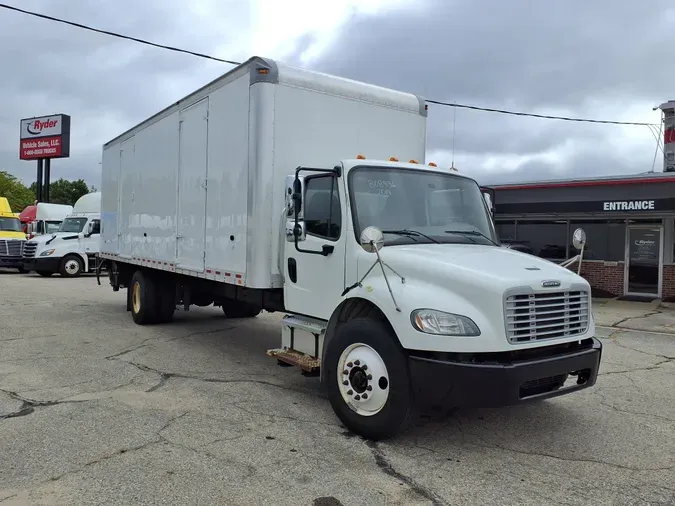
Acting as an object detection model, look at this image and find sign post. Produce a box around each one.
[19,114,71,203]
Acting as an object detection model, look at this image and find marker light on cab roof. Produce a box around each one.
[428,162,437,167]
[389,157,399,162]
[356,154,366,159]
[409,159,418,164]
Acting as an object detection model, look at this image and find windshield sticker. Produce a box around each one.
[367,179,396,196]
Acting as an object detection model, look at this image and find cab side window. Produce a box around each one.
[91,219,101,235]
[304,176,341,240]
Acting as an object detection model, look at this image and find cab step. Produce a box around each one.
[266,348,321,375]
[266,314,327,376]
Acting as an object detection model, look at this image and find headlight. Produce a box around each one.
[39,249,55,256]
[411,309,480,336]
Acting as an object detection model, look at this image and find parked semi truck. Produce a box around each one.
[99,57,602,440]
[23,192,101,277]
[0,197,27,272]
[20,202,74,239]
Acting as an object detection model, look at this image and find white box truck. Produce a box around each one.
[98,57,602,440]
[23,192,101,277]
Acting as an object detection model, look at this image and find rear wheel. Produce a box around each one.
[129,270,159,325]
[221,300,261,318]
[324,318,415,441]
[155,280,176,323]
[17,267,27,274]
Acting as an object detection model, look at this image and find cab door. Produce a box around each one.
[283,172,347,320]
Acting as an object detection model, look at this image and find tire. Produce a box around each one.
[155,279,176,323]
[221,300,261,318]
[17,267,27,274]
[323,317,415,441]
[59,255,84,278]
[36,271,53,277]
[129,270,159,325]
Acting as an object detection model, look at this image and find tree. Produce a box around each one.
[28,178,94,206]
[0,171,35,212]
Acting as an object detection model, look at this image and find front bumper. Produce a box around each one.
[408,337,602,408]
[0,255,24,268]
[23,257,61,274]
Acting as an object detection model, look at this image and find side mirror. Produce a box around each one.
[85,222,94,237]
[360,226,385,253]
[480,187,495,216]
[285,174,306,242]
[572,228,586,251]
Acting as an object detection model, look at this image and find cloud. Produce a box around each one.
[292,0,671,183]
[1,0,670,191]
[0,0,254,186]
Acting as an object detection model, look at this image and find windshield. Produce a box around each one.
[349,167,497,246]
[45,221,62,234]
[59,217,88,233]
[0,217,22,232]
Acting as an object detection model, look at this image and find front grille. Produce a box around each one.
[23,241,37,259]
[0,239,24,257]
[505,290,590,344]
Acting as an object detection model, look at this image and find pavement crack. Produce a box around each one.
[0,388,90,420]
[0,401,35,420]
[366,440,447,506]
[482,442,674,472]
[114,359,314,396]
[612,310,662,328]
[599,358,674,376]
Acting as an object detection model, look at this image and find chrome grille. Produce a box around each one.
[23,241,37,259]
[505,290,590,344]
[0,239,24,256]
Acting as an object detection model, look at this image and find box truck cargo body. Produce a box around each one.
[99,57,602,440]
[100,57,427,290]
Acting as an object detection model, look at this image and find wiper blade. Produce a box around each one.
[383,229,440,244]
[445,229,497,245]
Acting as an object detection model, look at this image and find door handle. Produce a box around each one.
[321,244,334,256]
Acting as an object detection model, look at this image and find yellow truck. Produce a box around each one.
[0,197,27,272]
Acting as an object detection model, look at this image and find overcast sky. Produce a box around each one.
[0,0,671,188]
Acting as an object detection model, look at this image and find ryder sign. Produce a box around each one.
[19,114,71,160]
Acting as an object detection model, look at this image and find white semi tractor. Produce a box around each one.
[23,192,101,277]
[98,57,602,440]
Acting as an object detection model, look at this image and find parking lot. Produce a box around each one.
[0,272,673,506]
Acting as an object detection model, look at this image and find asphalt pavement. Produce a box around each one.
[0,271,673,505]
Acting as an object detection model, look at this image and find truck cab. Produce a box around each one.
[0,197,27,272]
[272,156,600,439]
[23,192,101,277]
[20,202,74,240]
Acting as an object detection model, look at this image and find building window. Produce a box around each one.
[569,220,626,261]
[495,220,516,241]
[303,175,341,240]
[515,220,569,261]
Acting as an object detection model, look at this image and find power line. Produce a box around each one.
[0,3,240,66]
[425,99,658,127]
[0,2,660,127]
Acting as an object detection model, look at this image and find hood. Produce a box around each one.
[30,231,80,246]
[376,243,584,292]
[0,231,26,240]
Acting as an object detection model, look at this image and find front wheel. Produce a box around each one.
[17,267,28,274]
[59,255,84,278]
[324,318,415,441]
